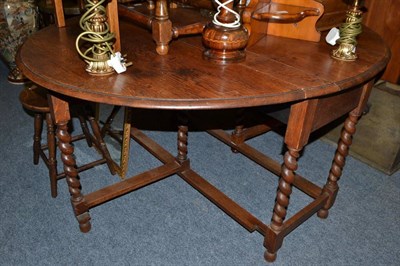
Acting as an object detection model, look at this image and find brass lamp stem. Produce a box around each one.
[331,0,363,61]
[76,0,115,75]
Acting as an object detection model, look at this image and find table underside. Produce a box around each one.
[60,82,368,262]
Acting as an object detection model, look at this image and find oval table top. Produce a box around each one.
[17,17,390,110]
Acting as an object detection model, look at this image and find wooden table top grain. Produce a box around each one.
[17,17,389,110]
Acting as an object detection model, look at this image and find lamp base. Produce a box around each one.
[203,49,246,64]
[202,23,248,64]
[85,53,114,76]
[331,43,357,61]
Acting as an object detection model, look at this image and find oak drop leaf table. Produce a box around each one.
[17,17,389,262]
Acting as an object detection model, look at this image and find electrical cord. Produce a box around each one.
[75,0,115,63]
[338,11,363,46]
[213,0,241,28]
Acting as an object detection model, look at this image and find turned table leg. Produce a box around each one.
[177,113,189,164]
[231,108,245,153]
[48,94,91,233]
[265,147,301,261]
[264,99,318,262]
[318,81,374,218]
[317,113,358,218]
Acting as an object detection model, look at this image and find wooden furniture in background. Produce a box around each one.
[363,0,400,84]
[37,0,83,26]
[315,0,352,31]
[19,85,116,197]
[17,17,389,263]
[243,0,324,46]
[118,0,210,55]
[52,0,121,51]
[21,0,120,197]
[202,0,249,63]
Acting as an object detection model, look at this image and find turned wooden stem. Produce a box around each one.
[202,0,248,63]
[231,108,245,152]
[217,0,234,23]
[152,0,172,55]
[271,147,300,231]
[177,113,188,163]
[57,120,91,232]
[318,112,359,218]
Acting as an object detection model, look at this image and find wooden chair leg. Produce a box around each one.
[78,114,93,147]
[87,115,116,175]
[33,113,43,165]
[152,0,172,55]
[147,0,155,9]
[45,112,58,198]
[100,105,121,138]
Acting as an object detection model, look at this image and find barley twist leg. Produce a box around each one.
[177,124,188,163]
[231,108,245,153]
[265,147,300,261]
[318,112,358,219]
[57,121,91,232]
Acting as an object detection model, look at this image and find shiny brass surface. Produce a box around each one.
[331,0,363,61]
[76,0,115,75]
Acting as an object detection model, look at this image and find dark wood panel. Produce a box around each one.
[364,0,400,84]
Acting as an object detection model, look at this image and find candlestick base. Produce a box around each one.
[331,43,357,61]
[85,53,114,76]
[202,23,248,64]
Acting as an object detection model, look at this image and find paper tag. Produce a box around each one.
[107,52,127,74]
[326,27,340,46]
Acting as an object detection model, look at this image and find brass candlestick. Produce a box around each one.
[76,0,115,75]
[202,0,248,64]
[331,0,363,61]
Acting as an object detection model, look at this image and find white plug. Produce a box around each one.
[326,28,340,46]
[107,52,127,74]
